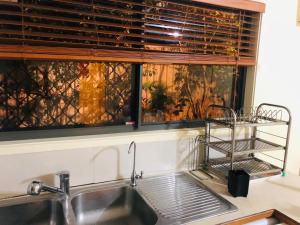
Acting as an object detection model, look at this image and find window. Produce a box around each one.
[297,0,300,26]
[142,64,238,124]
[0,60,245,132]
[0,0,263,138]
[0,60,133,131]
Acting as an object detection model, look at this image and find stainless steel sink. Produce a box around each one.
[0,199,65,225]
[137,173,237,224]
[71,186,157,225]
[0,172,237,225]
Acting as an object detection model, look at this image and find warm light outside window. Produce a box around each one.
[0,61,132,130]
[142,64,235,124]
[0,60,243,132]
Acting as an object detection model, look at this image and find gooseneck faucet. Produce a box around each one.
[128,141,143,187]
[27,171,70,196]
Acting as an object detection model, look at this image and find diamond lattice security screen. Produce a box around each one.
[0,61,132,130]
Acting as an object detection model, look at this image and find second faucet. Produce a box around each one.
[128,141,143,187]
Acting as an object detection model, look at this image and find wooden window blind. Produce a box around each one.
[0,0,263,65]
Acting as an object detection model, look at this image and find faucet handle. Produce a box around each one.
[56,171,70,194]
[27,181,43,195]
[56,171,70,178]
[135,171,143,179]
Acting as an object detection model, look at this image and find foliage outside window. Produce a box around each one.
[142,64,235,124]
[0,60,244,132]
[0,61,132,131]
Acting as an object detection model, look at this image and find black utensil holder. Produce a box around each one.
[228,170,250,197]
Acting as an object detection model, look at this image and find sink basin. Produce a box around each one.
[0,199,65,225]
[0,173,237,225]
[71,186,158,225]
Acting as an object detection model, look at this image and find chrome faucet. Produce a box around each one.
[128,141,143,187]
[27,171,70,196]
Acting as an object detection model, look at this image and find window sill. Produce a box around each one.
[0,127,203,156]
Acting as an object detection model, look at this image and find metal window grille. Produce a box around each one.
[0,61,132,131]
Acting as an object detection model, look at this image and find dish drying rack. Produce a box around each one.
[204,103,292,179]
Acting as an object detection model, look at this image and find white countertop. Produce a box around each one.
[189,172,300,225]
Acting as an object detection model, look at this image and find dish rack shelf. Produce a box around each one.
[207,157,282,179]
[204,103,292,179]
[208,138,285,156]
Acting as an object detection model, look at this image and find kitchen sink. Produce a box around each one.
[0,199,65,225]
[0,172,237,225]
[71,186,158,225]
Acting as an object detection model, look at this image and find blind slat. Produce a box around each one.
[0,0,261,64]
[0,45,256,65]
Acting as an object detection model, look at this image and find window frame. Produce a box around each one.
[297,0,300,26]
[0,61,247,141]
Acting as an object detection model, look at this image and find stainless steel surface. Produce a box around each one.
[27,181,45,196]
[72,186,157,225]
[205,105,237,171]
[208,138,284,156]
[0,172,238,225]
[137,173,237,224]
[208,157,282,179]
[204,103,292,179]
[209,117,288,127]
[0,199,65,225]
[207,104,290,127]
[128,141,143,187]
[27,181,63,196]
[27,171,70,196]
[58,171,70,195]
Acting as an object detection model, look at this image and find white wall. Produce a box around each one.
[255,0,300,175]
[0,129,201,198]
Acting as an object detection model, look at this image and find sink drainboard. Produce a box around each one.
[137,173,237,224]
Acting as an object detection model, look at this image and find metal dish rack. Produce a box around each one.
[204,103,292,179]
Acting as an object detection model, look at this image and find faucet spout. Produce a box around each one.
[128,141,143,187]
[27,171,70,196]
